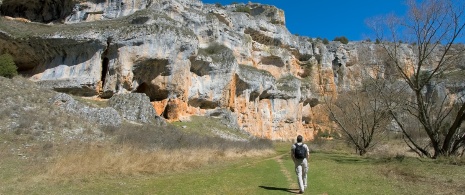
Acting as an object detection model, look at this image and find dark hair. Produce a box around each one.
[297,135,303,143]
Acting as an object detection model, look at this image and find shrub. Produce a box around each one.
[322,38,329,45]
[235,6,251,14]
[333,36,349,44]
[0,53,18,78]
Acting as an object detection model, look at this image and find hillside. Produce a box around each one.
[0,75,273,176]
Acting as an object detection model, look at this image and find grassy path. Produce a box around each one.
[2,143,465,194]
[275,154,298,190]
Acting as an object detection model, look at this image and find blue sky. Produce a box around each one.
[201,0,408,41]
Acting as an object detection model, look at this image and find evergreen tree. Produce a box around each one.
[0,53,18,78]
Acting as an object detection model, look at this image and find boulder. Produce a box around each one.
[49,93,122,127]
[108,93,165,125]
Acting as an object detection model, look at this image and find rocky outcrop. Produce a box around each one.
[108,93,165,125]
[50,92,165,126]
[1,0,463,141]
[66,0,152,23]
[49,93,122,127]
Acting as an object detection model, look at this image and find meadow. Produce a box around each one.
[1,138,464,194]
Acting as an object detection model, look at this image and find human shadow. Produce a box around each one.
[258,186,300,194]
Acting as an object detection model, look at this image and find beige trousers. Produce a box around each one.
[294,158,308,192]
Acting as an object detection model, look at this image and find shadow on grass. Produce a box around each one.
[315,152,375,164]
[259,186,300,194]
[315,151,407,165]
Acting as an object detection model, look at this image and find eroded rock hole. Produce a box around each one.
[302,116,311,124]
[101,57,109,87]
[188,98,218,109]
[133,58,171,79]
[135,82,169,101]
[261,55,285,67]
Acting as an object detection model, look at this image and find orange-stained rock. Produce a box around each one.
[163,98,188,121]
[151,99,169,116]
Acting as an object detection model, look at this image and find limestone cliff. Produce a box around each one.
[1,0,462,140]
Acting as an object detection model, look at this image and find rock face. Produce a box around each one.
[65,0,151,23]
[1,0,463,140]
[0,0,75,23]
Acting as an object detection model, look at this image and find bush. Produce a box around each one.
[322,38,329,45]
[333,36,349,44]
[0,53,18,78]
[235,6,251,14]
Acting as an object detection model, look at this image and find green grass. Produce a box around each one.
[307,152,394,194]
[305,151,465,195]
[1,142,465,194]
[148,157,288,194]
[0,154,288,194]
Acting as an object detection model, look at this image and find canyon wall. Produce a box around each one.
[1,0,461,140]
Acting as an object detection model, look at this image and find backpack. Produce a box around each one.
[294,143,307,159]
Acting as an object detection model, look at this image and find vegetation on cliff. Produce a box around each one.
[0,53,17,78]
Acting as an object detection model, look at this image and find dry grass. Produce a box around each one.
[309,134,422,159]
[40,121,274,179]
[44,143,274,179]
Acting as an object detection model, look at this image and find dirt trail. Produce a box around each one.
[274,154,299,190]
[274,154,298,188]
[237,152,303,193]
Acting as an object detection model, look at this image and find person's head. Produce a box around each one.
[296,135,303,143]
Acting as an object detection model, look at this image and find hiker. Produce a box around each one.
[291,135,309,194]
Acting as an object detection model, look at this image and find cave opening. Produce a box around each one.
[135,82,169,102]
[135,82,148,94]
[101,57,109,87]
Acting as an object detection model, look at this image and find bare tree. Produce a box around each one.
[370,0,465,158]
[325,77,392,156]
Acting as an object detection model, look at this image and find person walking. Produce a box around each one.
[291,135,310,194]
